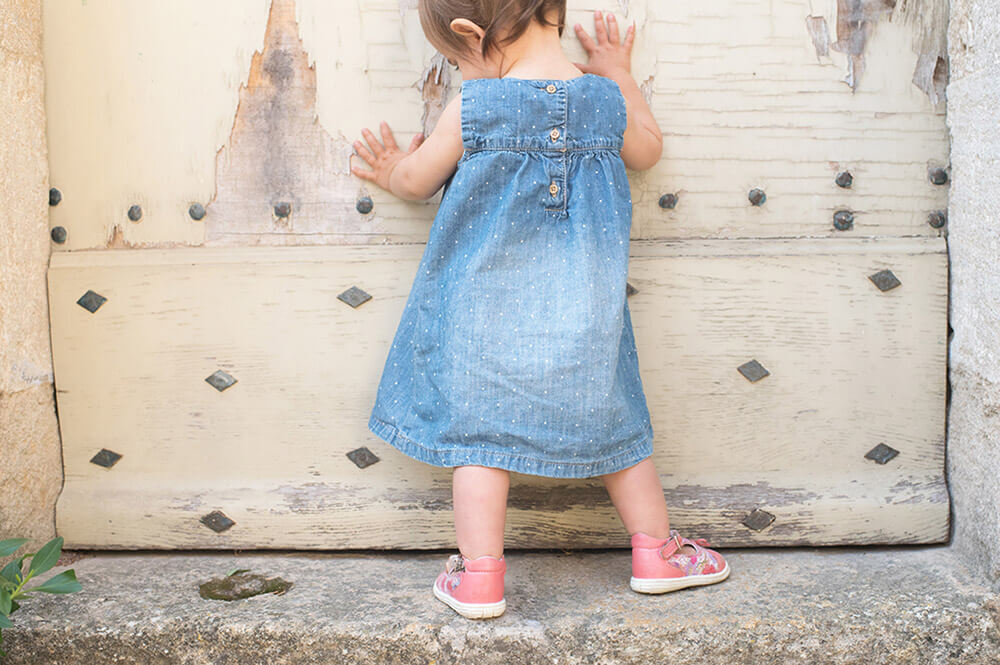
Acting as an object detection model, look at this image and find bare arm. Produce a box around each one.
[350,94,465,201]
[573,10,663,171]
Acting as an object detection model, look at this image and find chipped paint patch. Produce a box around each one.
[205,0,385,246]
[826,0,949,100]
[806,16,831,58]
[831,0,896,91]
[895,0,949,103]
[417,52,455,138]
[638,74,653,109]
[398,0,418,17]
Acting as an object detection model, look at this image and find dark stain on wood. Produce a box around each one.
[205,0,381,246]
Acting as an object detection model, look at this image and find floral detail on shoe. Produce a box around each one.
[443,554,465,591]
[665,547,716,576]
[660,529,721,576]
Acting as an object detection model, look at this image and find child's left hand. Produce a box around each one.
[351,121,425,192]
[572,9,635,78]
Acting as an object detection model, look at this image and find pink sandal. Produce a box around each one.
[630,529,730,594]
[432,553,507,619]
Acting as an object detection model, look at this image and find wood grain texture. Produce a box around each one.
[42,0,948,249]
[48,238,948,549]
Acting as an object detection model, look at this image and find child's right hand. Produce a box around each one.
[351,121,425,194]
[572,10,635,78]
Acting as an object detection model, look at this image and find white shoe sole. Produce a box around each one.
[630,561,730,594]
[432,581,506,619]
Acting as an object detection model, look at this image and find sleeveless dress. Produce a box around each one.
[367,73,654,479]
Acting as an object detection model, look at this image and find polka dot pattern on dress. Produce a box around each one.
[366,72,652,480]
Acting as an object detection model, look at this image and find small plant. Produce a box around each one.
[0,537,82,658]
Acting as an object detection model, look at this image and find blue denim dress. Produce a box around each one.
[367,73,654,478]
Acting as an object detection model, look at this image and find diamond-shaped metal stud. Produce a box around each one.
[89,448,122,468]
[77,290,107,313]
[346,447,380,469]
[205,370,237,392]
[742,508,776,531]
[737,359,770,382]
[338,286,372,308]
[626,282,638,297]
[865,443,900,465]
[869,269,901,292]
[201,510,235,533]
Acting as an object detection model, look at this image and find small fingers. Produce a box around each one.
[623,21,635,51]
[380,121,399,151]
[409,132,425,152]
[573,23,596,53]
[350,164,375,182]
[352,140,375,165]
[361,127,384,156]
[592,9,608,44]
[606,12,620,45]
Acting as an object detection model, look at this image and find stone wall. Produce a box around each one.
[945,0,1000,587]
[0,0,61,548]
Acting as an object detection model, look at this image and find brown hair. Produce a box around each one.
[418,0,567,62]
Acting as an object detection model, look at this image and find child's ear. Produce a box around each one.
[449,18,485,46]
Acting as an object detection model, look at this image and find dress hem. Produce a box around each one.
[367,412,654,479]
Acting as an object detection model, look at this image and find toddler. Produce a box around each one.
[351,0,730,619]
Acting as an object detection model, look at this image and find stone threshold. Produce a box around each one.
[3,545,999,664]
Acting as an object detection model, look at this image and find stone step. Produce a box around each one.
[3,546,998,664]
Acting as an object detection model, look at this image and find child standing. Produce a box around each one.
[351,1,729,619]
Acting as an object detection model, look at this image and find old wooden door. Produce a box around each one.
[44,0,949,549]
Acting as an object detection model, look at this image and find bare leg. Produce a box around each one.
[601,457,696,554]
[453,465,509,559]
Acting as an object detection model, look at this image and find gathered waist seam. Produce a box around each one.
[463,145,621,154]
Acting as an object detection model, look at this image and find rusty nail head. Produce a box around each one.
[356,196,374,214]
[127,205,142,222]
[658,193,678,209]
[205,369,238,392]
[737,359,770,382]
[189,203,206,220]
[868,269,901,292]
[928,167,949,186]
[833,210,854,231]
[201,510,236,533]
[748,188,766,206]
[346,447,380,469]
[49,187,62,206]
[274,202,291,218]
[835,171,853,188]
[742,508,775,531]
[338,285,372,308]
[90,448,123,468]
[51,226,67,244]
[76,289,107,313]
[927,210,947,228]
[865,443,900,464]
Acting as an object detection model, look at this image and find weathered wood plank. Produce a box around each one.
[42,0,948,249]
[48,238,948,548]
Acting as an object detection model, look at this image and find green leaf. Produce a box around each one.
[29,569,81,595]
[0,540,27,558]
[0,613,10,628]
[0,587,10,615]
[0,557,24,588]
[27,537,63,578]
[226,568,250,577]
